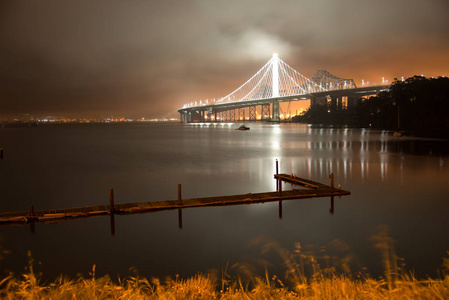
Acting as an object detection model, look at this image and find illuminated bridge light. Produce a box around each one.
[178,54,389,122]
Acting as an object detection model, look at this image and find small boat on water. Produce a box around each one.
[236,125,250,130]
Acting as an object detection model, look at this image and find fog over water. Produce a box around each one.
[0,122,448,280]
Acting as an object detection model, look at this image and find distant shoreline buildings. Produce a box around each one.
[0,117,179,126]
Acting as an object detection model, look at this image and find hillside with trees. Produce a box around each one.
[293,76,449,134]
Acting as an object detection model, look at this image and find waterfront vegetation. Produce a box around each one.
[294,75,449,134]
[1,229,448,299]
[2,268,448,299]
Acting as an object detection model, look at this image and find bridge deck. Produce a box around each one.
[0,174,350,225]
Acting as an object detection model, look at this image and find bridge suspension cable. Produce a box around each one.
[216,54,327,104]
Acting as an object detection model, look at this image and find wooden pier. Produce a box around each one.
[0,173,350,226]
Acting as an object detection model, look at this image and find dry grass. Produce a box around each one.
[0,263,448,299]
[1,227,449,299]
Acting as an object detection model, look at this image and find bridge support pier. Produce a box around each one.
[249,106,257,121]
[347,96,357,108]
[229,109,235,122]
[261,104,270,120]
[330,97,337,112]
[206,111,213,121]
[271,100,280,122]
[239,108,245,121]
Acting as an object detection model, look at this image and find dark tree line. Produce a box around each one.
[293,76,449,133]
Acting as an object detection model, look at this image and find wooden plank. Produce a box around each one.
[274,174,328,189]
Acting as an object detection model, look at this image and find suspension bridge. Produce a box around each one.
[178,53,389,123]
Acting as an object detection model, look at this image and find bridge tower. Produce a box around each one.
[272,53,279,97]
[271,53,280,122]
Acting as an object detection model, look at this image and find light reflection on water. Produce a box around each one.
[0,122,448,281]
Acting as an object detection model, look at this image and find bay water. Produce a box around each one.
[0,122,448,281]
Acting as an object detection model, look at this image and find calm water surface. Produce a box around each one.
[0,122,448,280]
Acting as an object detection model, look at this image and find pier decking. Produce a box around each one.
[0,173,350,225]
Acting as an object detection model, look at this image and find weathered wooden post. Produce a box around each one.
[329,173,334,192]
[276,159,279,175]
[178,184,182,205]
[177,184,183,228]
[275,159,283,194]
[275,159,279,191]
[278,177,282,195]
[109,188,115,213]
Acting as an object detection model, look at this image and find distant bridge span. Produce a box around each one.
[178,54,389,123]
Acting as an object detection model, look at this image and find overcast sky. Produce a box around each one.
[1,0,448,119]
